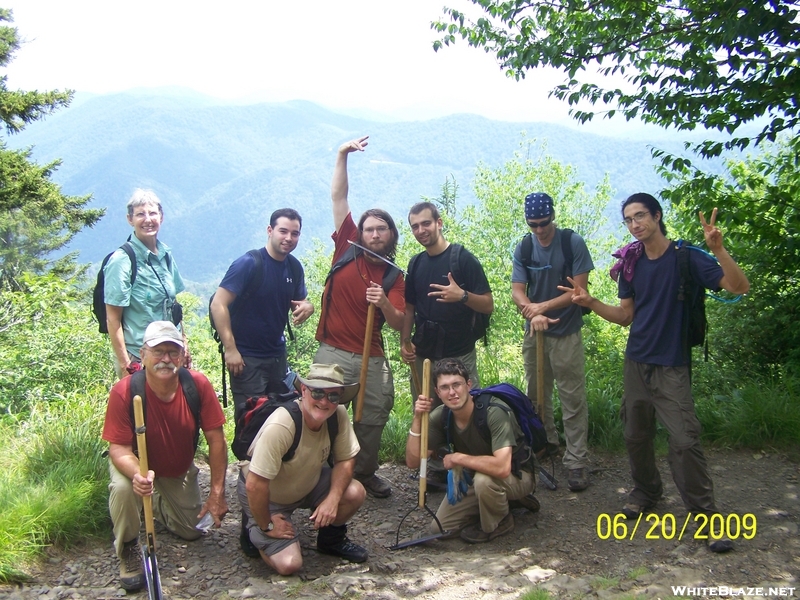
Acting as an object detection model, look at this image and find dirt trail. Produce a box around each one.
[2,449,798,599]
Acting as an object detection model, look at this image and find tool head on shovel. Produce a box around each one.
[390,358,450,549]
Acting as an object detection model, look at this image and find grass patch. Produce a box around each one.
[0,394,109,582]
[519,588,551,600]
[627,566,649,579]
[592,575,620,590]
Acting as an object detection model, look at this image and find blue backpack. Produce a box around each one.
[442,383,547,477]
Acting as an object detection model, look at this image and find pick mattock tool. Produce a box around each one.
[355,303,376,423]
[536,329,558,490]
[390,358,449,549]
[133,395,164,600]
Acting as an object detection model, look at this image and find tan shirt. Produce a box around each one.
[246,402,360,505]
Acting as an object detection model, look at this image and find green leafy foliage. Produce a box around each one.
[0,10,103,291]
[432,0,800,158]
[663,138,800,370]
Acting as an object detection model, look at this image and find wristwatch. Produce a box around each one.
[260,521,274,533]
[460,289,469,303]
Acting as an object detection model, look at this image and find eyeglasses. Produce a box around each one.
[147,348,183,360]
[308,388,343,404]
[436,381,466,395]
[363,226,390,235]
[526,216,552,230]
[622,211,650,226]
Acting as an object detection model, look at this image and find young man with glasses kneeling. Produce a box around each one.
[239,364,368,575]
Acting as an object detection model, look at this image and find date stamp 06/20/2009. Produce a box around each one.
[595,512,757,541]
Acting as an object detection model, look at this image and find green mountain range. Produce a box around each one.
[9,88,689,283]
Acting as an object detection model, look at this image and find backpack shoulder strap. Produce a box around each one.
[470,393,494,445]
[381,264,401,295]
[520,234,533,270]
[282,402,305,462]
[178,368,202,451]
[240,249,264,301]
[448,243,464,285]
[129,370,147,454]
[120,242,138,285]
[325,411,340,466]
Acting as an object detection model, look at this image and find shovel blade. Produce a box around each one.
[390,530,450,550]
[142,544,163,600]
[539,466,558,490]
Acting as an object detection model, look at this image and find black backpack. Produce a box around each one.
[231,394,339,463]
[407,243,491,346]
[208,249,301,407]
[442,383,547,477]
[519,228,591,315]
[319,244,402,340]
[92,241,137,333]
[676,241,708,363]
[128,367,202,454]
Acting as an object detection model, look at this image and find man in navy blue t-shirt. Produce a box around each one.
[561,193,749,553]
[210,208,314,422]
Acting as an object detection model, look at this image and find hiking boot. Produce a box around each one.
[568,468,589,492]
[119,539,144,591]
[317,524,368,563]
[510,493,540,513]
[620,502,649,520]
[356,474,392,498]
[460,512,515,544]
[239,512,260,558]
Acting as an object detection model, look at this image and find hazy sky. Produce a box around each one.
[3,0,573,123]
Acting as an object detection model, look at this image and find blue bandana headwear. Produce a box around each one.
[524,192,554,220]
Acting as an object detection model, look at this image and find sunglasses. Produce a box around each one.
[308,388,343,405]
[526,216,553,229]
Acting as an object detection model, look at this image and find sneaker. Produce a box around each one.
[240,512,260,558]
[356,474,392,498]
[568,468,589,492]
[510,493,540,514]
[460,512,515,544]
[317,537,369,562]
[119,540,144,591]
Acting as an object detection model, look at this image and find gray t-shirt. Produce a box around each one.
[511,228,594,337]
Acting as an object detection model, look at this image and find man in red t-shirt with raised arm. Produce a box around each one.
[314,135,406,499]
[102,321,228,591]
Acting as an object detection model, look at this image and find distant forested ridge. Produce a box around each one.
[10,88,696,283]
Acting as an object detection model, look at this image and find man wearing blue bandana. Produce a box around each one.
[511,192,594,492]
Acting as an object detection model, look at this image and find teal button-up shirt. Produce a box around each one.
[103,235,185,358]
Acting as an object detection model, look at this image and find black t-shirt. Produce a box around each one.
[405,244,491,357]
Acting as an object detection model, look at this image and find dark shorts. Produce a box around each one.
[237,466,333,557]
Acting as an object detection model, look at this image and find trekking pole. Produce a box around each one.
[355,303,375,423]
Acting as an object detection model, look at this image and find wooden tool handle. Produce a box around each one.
[355,303,376,423]
[404,340,422,398]
[133,395,156,544]
[536,330,545,418]
[419,358,431,507]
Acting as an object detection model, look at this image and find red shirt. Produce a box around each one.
[315,213,405,356]
[102,371,225,478]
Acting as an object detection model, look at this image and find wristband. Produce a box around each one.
[408,429,421,437]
